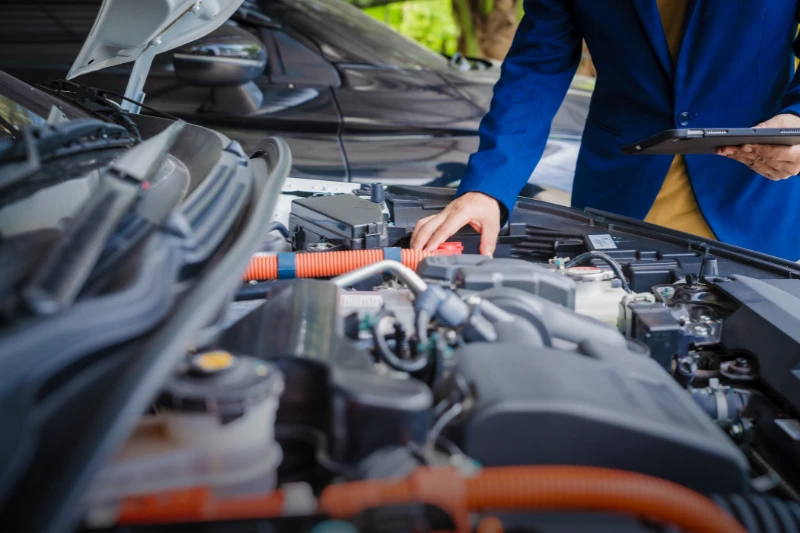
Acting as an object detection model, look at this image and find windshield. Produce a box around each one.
[0,93,48,139]
[0,72,87,138]
[281,0,449,70]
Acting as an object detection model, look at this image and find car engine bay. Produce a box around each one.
[82,183,800,533]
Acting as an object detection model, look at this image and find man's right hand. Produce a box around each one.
[410,191,501,257]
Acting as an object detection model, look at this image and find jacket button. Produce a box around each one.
[678,112,691,126]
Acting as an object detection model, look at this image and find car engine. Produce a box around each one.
[83,184,800,532]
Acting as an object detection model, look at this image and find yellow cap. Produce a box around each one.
[192,351,235,373]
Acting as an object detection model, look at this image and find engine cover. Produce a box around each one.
[436,341,749,494]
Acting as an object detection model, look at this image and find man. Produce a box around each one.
[411,0,800,261]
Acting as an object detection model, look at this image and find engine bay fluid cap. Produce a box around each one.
[158,352,284,423]
[564,266,615,282]
[191,350,235,374]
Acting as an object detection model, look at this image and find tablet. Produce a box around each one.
[622,128,800,155]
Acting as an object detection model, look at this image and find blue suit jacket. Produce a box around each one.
[457,0,800,260]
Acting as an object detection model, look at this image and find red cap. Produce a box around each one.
[432,241,464,256]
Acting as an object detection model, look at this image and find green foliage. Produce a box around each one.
[364,0,460,55]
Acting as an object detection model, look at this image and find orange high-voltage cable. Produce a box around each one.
[319,465,748,533]
[110,465,746,533]
[243,244,463,281]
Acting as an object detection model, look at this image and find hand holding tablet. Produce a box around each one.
[715,114,800,181]
[622,114,800,180]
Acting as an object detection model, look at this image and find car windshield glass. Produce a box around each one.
[287,0,449,69]
[0,72,87,139]
[0,92,48,139]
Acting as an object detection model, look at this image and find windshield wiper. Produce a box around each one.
[37,80,179,141]
[0,118,133,192]
[23,120,186,315]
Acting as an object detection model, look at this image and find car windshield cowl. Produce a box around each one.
[37,80,180,142]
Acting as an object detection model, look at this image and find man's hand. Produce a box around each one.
[716,114,800,180]
[410,191,501,257]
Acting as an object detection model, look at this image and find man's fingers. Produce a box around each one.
[478,218,500,257]
[410,214,442,250]
[724,153,773,178]
[724,149,799,179]
[741,144,796,162]
[423,210,470,252]
[716,146,737,156]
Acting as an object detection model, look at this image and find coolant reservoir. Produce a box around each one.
[85,352,283,509]
[566,266,630,327]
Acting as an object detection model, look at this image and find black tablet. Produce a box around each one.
[622,128,800,155]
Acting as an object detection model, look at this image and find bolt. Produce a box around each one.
[699,315,711,322]
[693,325,709,336]
[728,423,745,441]
[465,295,482,306]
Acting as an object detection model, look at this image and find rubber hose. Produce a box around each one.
[712,493,800,533]
[372,310,429,373]
[266,221,291,240]
[415,309,430,350]
[565,251,632,293]
[319,465,747,533]
[243,249,431,281]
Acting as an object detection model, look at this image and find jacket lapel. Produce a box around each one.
[631,0,675,81]
[675,0,702,79]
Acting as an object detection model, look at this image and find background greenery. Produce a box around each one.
[364,1,461,56]
[356,0,596,76]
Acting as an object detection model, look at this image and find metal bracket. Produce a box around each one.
[120,2,203,113]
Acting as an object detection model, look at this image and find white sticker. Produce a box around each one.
[340,293,384,309]
[589,234,617,250]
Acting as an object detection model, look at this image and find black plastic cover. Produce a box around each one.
[626,302,683,370]
[437,342,748,494]
[417,256,576,309]
[290,194,387,250]
[713,276,800,414]
[331,369,431,464]
[219,279,431,464]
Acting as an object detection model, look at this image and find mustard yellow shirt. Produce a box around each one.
[644,0,717,239]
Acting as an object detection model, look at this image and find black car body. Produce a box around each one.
[0,61,291,530]
[0,0,589,191]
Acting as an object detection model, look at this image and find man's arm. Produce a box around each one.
[718,4,800,179]
[411,0,582,255]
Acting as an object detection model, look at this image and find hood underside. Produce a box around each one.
[67,0,244,80]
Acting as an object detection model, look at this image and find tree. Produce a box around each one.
[451,0,521,60]
[352,0,596,74]
[353,0,521,59]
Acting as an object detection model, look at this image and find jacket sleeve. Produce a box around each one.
[455,0,582,221]
[780,2,800,117]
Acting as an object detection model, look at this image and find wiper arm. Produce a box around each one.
[37,80,179,141]
[0,118,132,191]
[23,120,187,315]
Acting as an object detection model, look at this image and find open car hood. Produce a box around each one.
[67,0,244,80]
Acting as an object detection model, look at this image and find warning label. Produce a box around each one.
[588,234,617,250]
